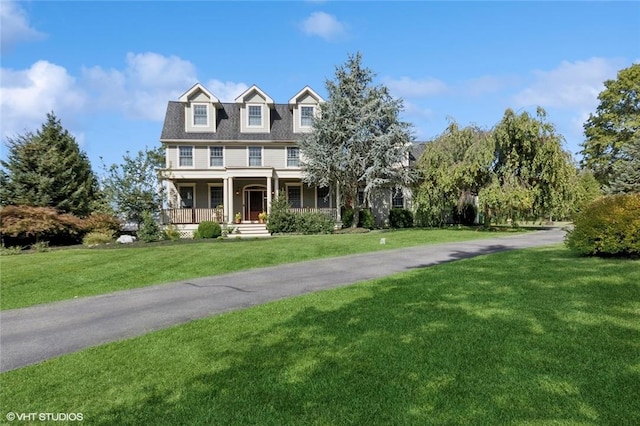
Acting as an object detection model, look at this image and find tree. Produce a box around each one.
[581,64,640,186]
[299,52,416,227]
[479,108,575,223]
[0,112,100,217]
[415,121,493,226]
[100,147,164,226]
[605,140,640,194]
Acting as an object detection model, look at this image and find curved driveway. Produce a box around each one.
[1,228,564,372]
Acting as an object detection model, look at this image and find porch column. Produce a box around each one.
[266,176,272,213]
[336,182,341,223]
[274,176,279,198]
[227,177,234,224]
[223,177,229,223]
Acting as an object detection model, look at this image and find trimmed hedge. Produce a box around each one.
[194,221,222,239]
[389,208,414,228]
[342,208,375,229]
[565,193,640,257]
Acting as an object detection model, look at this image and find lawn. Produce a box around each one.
[1,246,638,425]
[0,227,518,310]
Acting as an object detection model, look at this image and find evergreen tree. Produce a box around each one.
[606,140,640,194]
[0,112,99,217]
[299,52,416,227]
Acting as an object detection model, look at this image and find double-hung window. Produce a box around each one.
[210,186,223,208]
[248,146,262,167]
[248,105,262,127]
[287,185,302,208]
[210,146,223,167]
[392,188,404,208]
[193,104,208,126]
[300,106,314,127]
[179,146,193,167]
[287,147,300,167]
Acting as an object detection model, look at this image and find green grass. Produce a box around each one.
[0,227,517,310]
[2,246,638,425]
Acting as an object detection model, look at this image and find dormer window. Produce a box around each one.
[300,106,314,127]
[248,105,262,127]
[193,104,208,126]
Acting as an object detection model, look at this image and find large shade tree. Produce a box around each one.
[299,52,416,227]
[581,63,640,186]
[0,112,100,217]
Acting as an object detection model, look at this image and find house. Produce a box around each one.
[159,83,416,235]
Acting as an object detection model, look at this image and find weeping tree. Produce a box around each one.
[415,121,493,226]
[0,112,100,217]
[479,107,575,223]
[299,52,416,227]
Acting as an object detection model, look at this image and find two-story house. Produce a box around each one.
[159,83,336,235]
[159,82,416,236]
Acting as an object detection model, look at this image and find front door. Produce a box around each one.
[247,190,265,221]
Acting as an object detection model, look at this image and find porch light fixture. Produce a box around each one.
[235,190,240,195]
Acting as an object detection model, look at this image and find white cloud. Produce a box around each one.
[0,0,46,52]
[300,12,347,41]
[513,57,623,110]
[0,61,85,138]
[205,79,249,102]
[82,52,198,120]
[384,76,448,99]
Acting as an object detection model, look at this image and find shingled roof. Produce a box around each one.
[160,101,298,142]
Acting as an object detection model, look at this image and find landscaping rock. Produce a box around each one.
[116,235,136,244]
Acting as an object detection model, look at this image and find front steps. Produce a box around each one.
[228,223,271,239]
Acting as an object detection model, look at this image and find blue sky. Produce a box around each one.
[1,1,639,172]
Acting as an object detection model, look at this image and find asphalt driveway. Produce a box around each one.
[0,228,565,372]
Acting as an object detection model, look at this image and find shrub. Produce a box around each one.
[30,241,50,252]
[267,194,298,234]
[83,230,115,246]
[297,212,335,234]
[163,224,181,241]
[0,245,24,255]
[0,205,85,246]
[83,212,121,234]
[389,208,414,228]
[565,193,640,257]
[137,211,162,243]
[342,208,375,229]
[194,221,221,239]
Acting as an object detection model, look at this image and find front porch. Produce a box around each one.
[162,207,339,225]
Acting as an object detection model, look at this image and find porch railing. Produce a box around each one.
[289,207,338,221]
[162,208,225,224]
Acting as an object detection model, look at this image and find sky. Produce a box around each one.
[1,0,639,173]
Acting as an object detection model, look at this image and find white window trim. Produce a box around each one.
[178,146,195,169]
[286,146,300,168]
[209,146,225,168]
[192,103,209,127]
[247,146,263,167]
[177,183,196,208]
[300,105,315,128]
[247,104,263,127]
[207,183,224,209]
[285,183,303,208]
